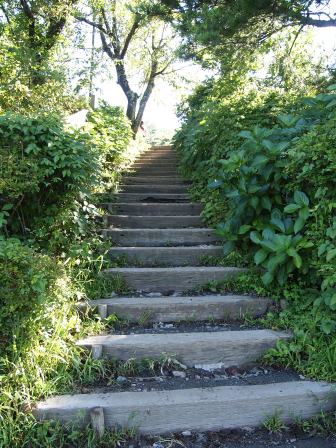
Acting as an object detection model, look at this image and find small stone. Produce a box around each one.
[299,374,305,380]
[289,438,296,443]
[147,292,162,297]
[181,430,192,436]
[172,370,186,378]
[110,291,117,297]
[116,376,128,385]
[153,443,164,448]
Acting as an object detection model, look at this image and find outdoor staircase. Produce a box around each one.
[35,146,336,436]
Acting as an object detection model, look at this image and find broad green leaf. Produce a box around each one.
[262,228,275,240]
[262,271,274,285]
[250,231,261,244]
[238,225,252,234]
[294,217,305,234]
[251,154,269,167]
[271,217,285,233]
[326,248,336,262]
[327,84,336,91]
[294,191,309,207]
[284,203,301,214]
[223,241,235,255]
[261,196,272,211]
[239,130,252,139]
[254,249,268,265]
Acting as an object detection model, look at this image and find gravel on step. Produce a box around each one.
[75,364,302,395]
[108,320,263,334]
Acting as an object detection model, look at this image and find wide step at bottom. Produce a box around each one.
[76,329,291,367]
[35,381,336,435]
[81,294,271,322]
[104,266,245,292]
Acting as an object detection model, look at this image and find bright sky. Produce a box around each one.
[92,5,336,134]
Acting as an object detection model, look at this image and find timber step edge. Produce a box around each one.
[102,228,218,246]
[75,329,291,367]
[108,245,223,266]
[78,294,272,322]
[104,215,203,228]
[103,266,246,292]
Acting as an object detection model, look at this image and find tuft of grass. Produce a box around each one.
[263,411,286,434]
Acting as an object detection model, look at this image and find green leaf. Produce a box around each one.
[320,320,334,335]
[293,253,302,268]
[250,231,261,244]
[326,248,336,262]
[208,179,222,189]
[223,241,235,255]
[261,196,272,211]
[250,196,259,209]
[271,217,285,233]
[262,271,274,285]
[252,154,269,167]
[294,191,309,207]
[238,225,252,234]
[254,249,268,265]
[327,84,336,91]
[294,217,305,234]
[284,203,301,214]
[239,130,252,139]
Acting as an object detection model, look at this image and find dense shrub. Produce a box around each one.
[174,79,336,378]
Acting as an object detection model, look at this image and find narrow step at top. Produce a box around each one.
[102,228,218,246]
[115,193,189,203]
[132,162,177,167]
[105,215,203,229]
[120,185,188,194]
[104,266,246,292]
[122,176,189,185]
[102,203,203,216]
[82,294,272,322]
[34,381,336,435]
[76,329,291,368]
[108,245,223,266]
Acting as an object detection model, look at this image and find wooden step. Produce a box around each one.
[104,266,245,292]
[120,185,188,194]
[81,294,272,322]
[101,203,203,216]
[122,176,188,184]
[34,382,336,435]
[132,162,177,168]
[115,193,189,203]
[76,329,291,367]
[105,215,203,229]
[129,170,178,176]
[102,228,218,246]
[108,245,222,266]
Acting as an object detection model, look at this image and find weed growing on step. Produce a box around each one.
[263,411,286,434]
[198,251,252,268]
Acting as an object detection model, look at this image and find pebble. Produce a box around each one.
[172,370,186,378]
[182,430,192,436]
[153,443,164,448]
[299,374,305,379]
[116,376,128,385]
[147,292,162,297]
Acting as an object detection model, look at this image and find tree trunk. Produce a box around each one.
[132,77,155,135]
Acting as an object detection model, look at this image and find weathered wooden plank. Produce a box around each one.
[83,294,272,322]
[35,382,336,434]
[115,193,189,202]
[101,203,202,216]
[108,245,222,266]
[76,329,291,367]
[105,215,203,229]
[120,185,188,194]
[104,266,245,292]
[103,228,218,246]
